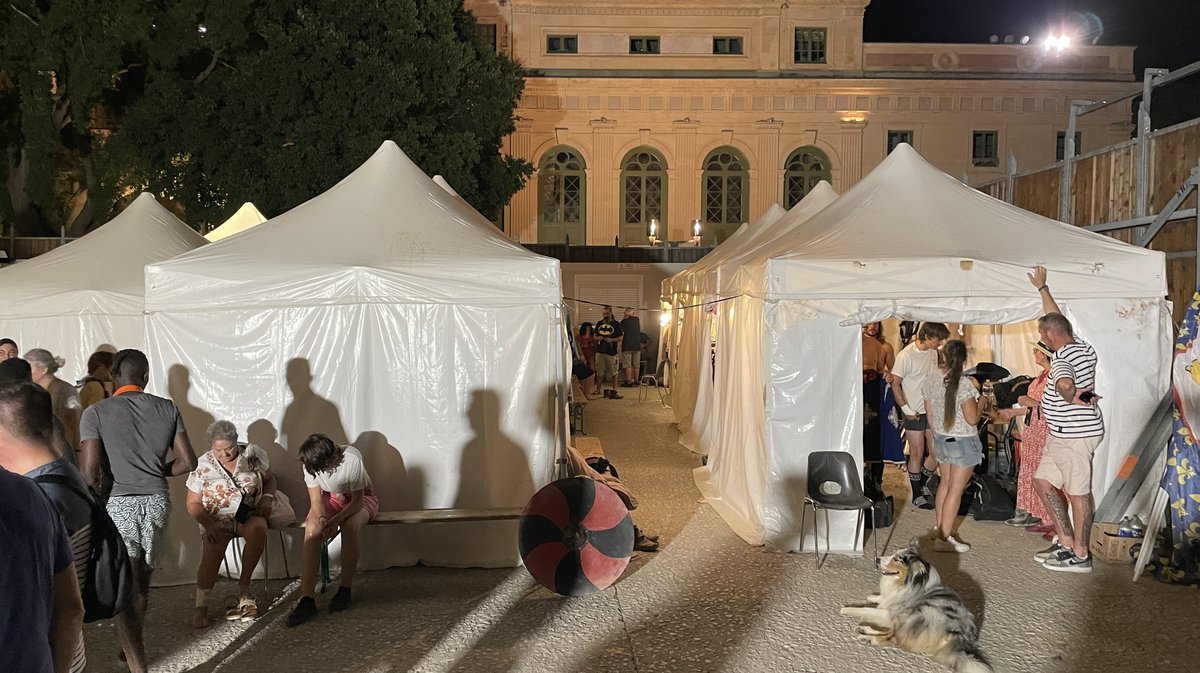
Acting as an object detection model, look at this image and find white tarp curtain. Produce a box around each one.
[204,202,267,242]
[144,141,563,585]
[663,203,786,298]
[667,184,838,453]
[700,144,1171,554]
[0,193,206,382]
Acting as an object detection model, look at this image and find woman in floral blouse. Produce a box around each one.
[185,420,277,627]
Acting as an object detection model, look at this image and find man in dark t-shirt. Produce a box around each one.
[79,349,197,673]
[619,308,642,387]
[0,382,86,673]
[9,378,93,673]
[594,305,624,399]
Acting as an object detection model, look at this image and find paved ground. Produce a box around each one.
[84,391,1198,672]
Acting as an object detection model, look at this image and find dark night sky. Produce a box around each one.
[863,0,1200,124]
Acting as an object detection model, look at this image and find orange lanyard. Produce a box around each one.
[114,385,143,396]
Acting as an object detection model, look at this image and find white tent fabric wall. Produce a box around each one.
[693,294,769,543]
[204,202,267,242]
[144,141,563,586]
[676,304,710,451]
[668,187,838,447]
[666,204,785,435]
[0,193,206,382]
[699,144,1170,555]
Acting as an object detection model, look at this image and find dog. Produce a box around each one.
[840,537,991,673]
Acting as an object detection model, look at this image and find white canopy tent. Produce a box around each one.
[696,144,1171,553]
[204,202,267,241]
[0,193,206,381]
[665,183,838,456]
[144,141,563,584]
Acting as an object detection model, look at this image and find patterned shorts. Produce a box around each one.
[107,494,172,566]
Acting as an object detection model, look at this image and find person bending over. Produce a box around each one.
[186,420,277,627]
[286,434,379,627]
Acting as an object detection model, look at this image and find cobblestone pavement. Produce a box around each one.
[84,392,1199,672]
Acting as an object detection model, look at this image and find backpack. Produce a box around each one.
[926,474,977,515]
[992,375,1033,409]
[585,456,619,480]
[969,474,1017,521]
[34,474,134,622]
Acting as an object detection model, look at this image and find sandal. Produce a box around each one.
[225,597,258,622]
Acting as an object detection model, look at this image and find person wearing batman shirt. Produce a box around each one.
[594,305,624,399]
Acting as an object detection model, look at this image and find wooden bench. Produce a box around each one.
[574,436,605,459]
[316,507,525,589]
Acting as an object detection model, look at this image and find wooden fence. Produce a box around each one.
[1,236,77,262]
[980,118,1200,321]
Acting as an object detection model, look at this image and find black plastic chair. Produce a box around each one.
[800,451,877,569]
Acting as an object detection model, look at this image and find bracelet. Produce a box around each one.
[261,493,275,500]
[1037,284,1048,291]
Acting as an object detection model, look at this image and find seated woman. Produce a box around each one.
[286,434,379,627]
[185,420,276,628]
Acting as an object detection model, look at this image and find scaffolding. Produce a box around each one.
[979,59,1200,291]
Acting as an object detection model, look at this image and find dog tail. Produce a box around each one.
[932,649,992,673]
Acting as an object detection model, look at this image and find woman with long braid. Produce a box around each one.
[922,339,982,552]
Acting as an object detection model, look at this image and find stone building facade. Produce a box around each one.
[466,0,1135,246]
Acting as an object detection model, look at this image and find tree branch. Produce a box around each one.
[194,49,223,84]
[9,3,39,25]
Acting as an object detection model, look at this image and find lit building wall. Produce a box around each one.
[467,0,1135,245]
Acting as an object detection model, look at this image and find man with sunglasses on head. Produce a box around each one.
[79,349,197,673]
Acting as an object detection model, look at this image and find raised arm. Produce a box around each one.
[1028,266,1064,316]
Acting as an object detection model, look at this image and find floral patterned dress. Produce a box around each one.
[186,450,264,535]
[1017,370,1051,520]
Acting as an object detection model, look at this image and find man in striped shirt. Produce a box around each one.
[1028,266,1103,573]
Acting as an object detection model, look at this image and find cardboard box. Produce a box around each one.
[1089,522,1145,564]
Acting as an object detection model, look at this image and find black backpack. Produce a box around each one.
[34,474,134,622]
[992,375,1033,409]
[926,474,977,515]
[970,474,1017,521]
[585,456,619,480]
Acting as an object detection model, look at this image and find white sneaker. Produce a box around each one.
[934,535,971,553]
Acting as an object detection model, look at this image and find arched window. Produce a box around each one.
[620,147,668,245]
[537,147,586,244]
[783,146,832,208]
[702,148,748,245]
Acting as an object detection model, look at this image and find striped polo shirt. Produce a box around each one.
[1042,340,1104,438]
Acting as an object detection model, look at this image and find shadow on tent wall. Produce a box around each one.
[455,388,536,510]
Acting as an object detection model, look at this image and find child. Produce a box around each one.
[286,434,379,627]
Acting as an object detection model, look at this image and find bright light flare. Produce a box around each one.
[1042,34,1071,53]
[659,313,671,327]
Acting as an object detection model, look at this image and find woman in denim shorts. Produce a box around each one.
[922,340,982,553]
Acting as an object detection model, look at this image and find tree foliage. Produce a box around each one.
[2,1,530,234]
[2,0,159,233]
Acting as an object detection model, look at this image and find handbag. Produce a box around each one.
[217,453,256,524]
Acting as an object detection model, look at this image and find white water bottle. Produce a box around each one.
[1117,516,1133,537]
[1129,515,1146,538]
